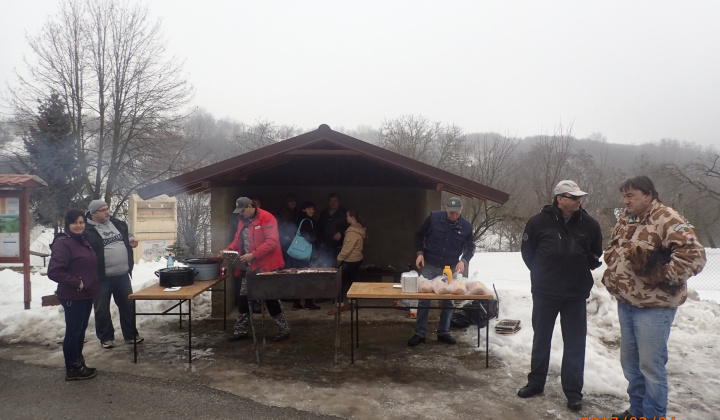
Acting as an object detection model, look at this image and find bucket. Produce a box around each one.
[184,258,222,280]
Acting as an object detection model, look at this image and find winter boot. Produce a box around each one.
[78,355,97,376]
[65,362,97,381]
[230,313,250,339]
[272,311,290,342]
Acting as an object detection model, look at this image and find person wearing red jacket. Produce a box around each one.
[224,197,289,342]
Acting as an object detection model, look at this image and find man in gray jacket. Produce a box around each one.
[85,200,142,349]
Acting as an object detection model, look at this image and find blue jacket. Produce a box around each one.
[415,211,475,268]
[48,233,100,301]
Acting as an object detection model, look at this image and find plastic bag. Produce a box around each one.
[432,279,453,294]
[466,281,492,295]
[418,279,434,293]
[449,281,467,295]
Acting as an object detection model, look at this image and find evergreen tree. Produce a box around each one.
[14,93,84,230]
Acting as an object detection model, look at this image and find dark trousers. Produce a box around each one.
[61,298,93,368]
[339,260,362,302]
[94,273,138,342]
[238,295,282,317]
[527,294,587,400]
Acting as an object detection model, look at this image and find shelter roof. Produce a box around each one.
[0,174,47,188]
[137,124,509,204]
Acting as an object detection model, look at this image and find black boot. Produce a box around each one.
[65,362,97,381]
[78,355,97,376]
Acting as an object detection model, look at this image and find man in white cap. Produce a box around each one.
[84,200,141,349]
[517,180,603,412]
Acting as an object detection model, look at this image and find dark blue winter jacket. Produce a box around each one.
[415,211,475,268]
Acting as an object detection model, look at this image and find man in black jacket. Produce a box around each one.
[317,192,348,267]
[84,200,142,349]
[517,180,603,412]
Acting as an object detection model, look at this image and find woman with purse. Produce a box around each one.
[330,209,367,315]
[291,201,321,310]
[47,209,100,381]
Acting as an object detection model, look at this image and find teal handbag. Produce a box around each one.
[287,219,313,261]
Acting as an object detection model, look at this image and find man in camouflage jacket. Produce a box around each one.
[603,176,706,420]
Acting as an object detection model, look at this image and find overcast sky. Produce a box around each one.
[2,0,719,147]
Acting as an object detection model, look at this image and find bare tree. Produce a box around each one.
[521,123,575,209]
[7,0,196,212]
[463,133,522,248]
[659,151,720,247]
[377,115,439,163]
[233,118,300,153]
[377,115,470,168]
[176,192,212,256]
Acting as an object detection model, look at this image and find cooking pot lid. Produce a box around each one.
[185,258,223,264]
[158,267,194,273]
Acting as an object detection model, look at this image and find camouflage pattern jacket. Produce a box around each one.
[602,199,706,307]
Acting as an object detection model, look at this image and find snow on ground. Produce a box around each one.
[1,230,719,416]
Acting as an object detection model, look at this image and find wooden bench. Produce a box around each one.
[30,250,50,267]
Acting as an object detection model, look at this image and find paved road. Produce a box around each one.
[0,359,341,420]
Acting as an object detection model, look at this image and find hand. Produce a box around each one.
[415,254,424,269]
[455,261,465,274]
[239,253,255,263]
[333,232,342,241]
[129,238,138,248]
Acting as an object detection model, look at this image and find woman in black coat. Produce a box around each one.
[292,201,321,310]
[48,209,100,381]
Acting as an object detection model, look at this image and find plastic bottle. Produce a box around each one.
[443,266,453,283]
[167,254,174,269]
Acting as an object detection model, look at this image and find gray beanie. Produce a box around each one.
[88,199,108,215]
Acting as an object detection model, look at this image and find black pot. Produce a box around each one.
[155,267,196,287]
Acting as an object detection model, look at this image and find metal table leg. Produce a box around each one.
[350,298,355,364]
[188,300,192,364]
[133,300,137,363]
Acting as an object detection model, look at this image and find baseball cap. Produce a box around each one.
[233,197,254,213]
[553,180,588,196]
[445,197,463,211]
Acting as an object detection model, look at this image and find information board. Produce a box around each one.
[0,197,20,257]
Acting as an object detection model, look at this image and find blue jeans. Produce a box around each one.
[61,298,93,368]
[618,301,677,419]
[94,273,138,342]
[527,294,587,399]
[414,263,454,338]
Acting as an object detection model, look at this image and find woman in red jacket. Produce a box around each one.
[48,209,100,381]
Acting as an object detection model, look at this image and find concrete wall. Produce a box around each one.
[210,186,442,317]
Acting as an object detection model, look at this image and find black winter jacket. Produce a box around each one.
[521,204,603,300]
[84,215,134,280]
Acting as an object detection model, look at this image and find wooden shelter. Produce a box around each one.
[138,125,509,314]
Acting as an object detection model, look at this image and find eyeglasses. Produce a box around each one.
[560,195,582,201]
